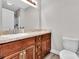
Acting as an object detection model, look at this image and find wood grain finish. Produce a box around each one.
[0,37,35,58]
[0,45,3,59]
[42,40,47,57]
[42,33,51,58]
[1,40,22,57]
[3,52,20,59]
[22,37,35,49]
[35,36,42,59]
[24,45,35,59]
[46,38,51,54]
[0,33,51,59]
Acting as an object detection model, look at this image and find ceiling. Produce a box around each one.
[2,0,30,11]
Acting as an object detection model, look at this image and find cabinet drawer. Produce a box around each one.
[22,37,35,49]
[1,40,22,57]
[3,51,21,59]
[42,33,51,40]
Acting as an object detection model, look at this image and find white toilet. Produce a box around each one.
[60,37,79,59]
[60,50,79,59]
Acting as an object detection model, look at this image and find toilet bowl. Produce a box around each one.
[60,50,79,59]
[60,37,79,59]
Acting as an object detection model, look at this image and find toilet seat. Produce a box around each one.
[60,50,79,59]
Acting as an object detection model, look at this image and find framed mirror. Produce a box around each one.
[0,0,41,34]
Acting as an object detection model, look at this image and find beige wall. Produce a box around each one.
[0,0,2,30]
[41,0,79,54]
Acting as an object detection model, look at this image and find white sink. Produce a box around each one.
[0,33,29,40]
[0,30,50,44]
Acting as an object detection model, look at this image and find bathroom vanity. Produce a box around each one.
[0,0,50,59]
[0,31,51,59]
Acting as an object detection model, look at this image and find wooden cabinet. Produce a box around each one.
[0,33,51,59]
[46,38,51,54]
[0,40,22,58]
[35,36,42,59]
[35,33,51,59]
[3,52,21,59]
[42,39,47,57]
[42,33,51,58]
[22,37,35,59]
[24,45,35,59]
[0,37,35,59]
[3,45,35,59]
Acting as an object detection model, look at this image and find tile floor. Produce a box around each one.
[44,53,60,59]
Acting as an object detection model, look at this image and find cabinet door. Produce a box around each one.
[24,45,35,59]
[3,52,22,59]
[42,33,51,58]
[46,39,51,54]
[42,40,47,57]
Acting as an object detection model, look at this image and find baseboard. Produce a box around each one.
[50,49,60,55]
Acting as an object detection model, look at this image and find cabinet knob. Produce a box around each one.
[38,46,41,48]
[37,45,41,49]
[20,53,23,56]
[23,51,26,54]
[38,37,41,40]
[38,56,41,59]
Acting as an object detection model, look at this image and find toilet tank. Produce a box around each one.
[62,37,79,52]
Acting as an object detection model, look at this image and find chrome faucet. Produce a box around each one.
[19,26,24,33]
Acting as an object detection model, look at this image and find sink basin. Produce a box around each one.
[0,33,29,40]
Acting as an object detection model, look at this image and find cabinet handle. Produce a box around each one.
[38,56,41,59]
[37,45,41,49]
[23,51,26,54]
[20,53,23,56]
[20,53,23,59]
[38,37,41,40]
[38,46,40,49]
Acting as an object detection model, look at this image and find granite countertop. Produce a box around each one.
[0,30,51,44]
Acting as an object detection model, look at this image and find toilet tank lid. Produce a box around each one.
[62,37,79,41]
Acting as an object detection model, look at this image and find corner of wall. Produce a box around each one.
[50,49,60,55]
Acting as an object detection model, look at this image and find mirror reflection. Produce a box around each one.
[1,0,40,34]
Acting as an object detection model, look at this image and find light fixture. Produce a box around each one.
[21,0,37,8]
[7,0,14,5]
